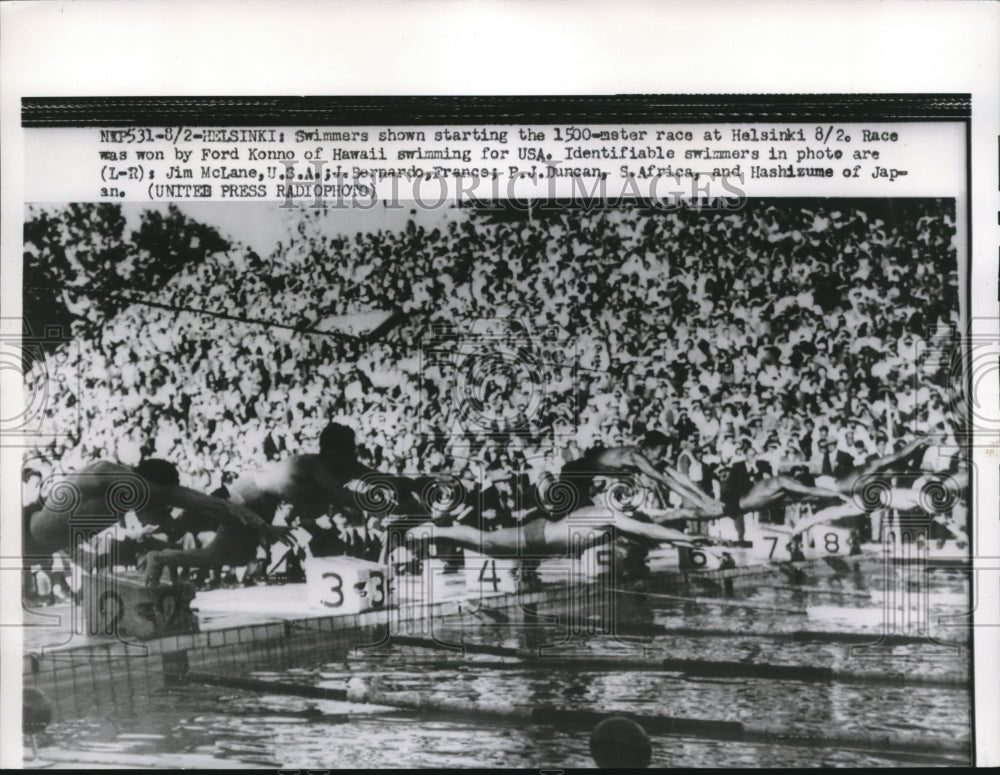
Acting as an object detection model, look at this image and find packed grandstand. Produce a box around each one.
[21,199,964,594]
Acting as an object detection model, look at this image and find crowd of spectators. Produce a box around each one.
[22,199,963,592]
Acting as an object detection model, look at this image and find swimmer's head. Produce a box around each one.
[133,458,180,524]
[134,458,180,488]
[640,430,670,458]
[590,716,652,769]
[320,422,357,458]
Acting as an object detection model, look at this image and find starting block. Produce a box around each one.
[305,556,389,614]
[82,571,198,639]
[463,550,520,595]
[385,545,456,603]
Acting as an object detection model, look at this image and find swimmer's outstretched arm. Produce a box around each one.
[662,466,726,512]
[156,484,289,546]
[641,506,722,524]
[623,450,724,513]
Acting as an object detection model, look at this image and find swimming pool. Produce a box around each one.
[31,560,971,768]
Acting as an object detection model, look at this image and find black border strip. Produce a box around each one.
[22,94,970,127]
[964,110,975,768]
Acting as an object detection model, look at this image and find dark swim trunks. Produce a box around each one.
[522,519,548,554]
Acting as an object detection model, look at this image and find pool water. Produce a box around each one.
[41,683,960,769]
[37,570,972,768]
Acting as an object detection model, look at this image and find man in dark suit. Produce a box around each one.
[727,444,774,494]
[480,466,516,531]
[817,439,853,479]
[722,444,773,542]
[798,418,815,459]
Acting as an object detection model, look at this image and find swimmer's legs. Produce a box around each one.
[143,530,256,587]
[741,476,846,513]
[791,501,864,536]
[143,547,217,587]
[835,435,935,491]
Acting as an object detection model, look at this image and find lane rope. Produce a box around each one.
[184,671,969,761]
[384,635,967,687]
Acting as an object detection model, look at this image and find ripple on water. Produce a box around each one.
[38,585,971,768]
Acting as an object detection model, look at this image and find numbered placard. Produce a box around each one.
[747,526,795,563]
[804,524,857,559]
[82,570,198,639]
[678,545,725,571]
[462,550,520,595]
[305,556,388,613]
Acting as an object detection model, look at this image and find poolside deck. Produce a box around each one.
[22,542,971,724]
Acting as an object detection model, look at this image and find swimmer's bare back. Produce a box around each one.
[229,455,360,522]
[28,461,137,554]
[30,459,278,558]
